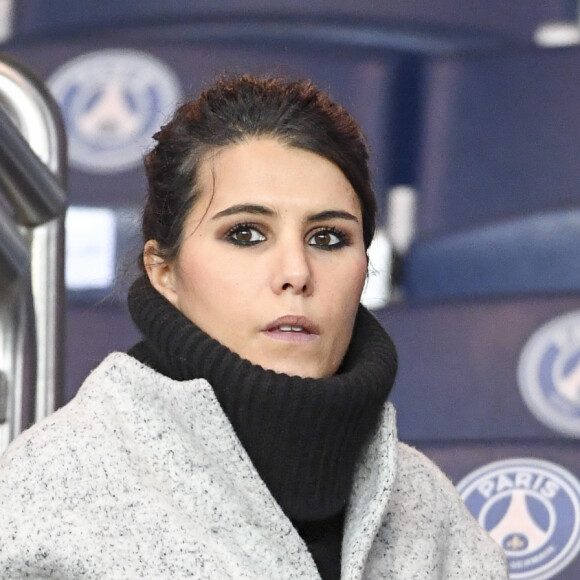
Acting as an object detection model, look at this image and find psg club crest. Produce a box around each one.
[457,458,580,580]
[518,310,580,437]
[48,49,181,174]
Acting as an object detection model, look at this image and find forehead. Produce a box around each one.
[195,138,362,216]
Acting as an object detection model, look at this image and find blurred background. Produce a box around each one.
[2,2,580,577]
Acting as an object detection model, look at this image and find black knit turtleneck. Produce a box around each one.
[127,275,397,579]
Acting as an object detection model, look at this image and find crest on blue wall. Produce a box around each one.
[518,310,580,437]
[48,49,181,174]
[457,458,580,579]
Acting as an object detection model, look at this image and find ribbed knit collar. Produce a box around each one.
[127,275,397,522]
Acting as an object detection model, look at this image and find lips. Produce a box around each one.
[263,315,319,335]
[262,316,320,343]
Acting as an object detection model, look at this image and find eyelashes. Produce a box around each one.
[225,223,266,246]
[307,227,350,250]
[224,223,351,249]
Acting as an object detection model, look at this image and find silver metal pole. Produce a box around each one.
[0,55,67,452]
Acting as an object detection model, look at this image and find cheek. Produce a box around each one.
[342,259,368,325]
[324,256,367,325]
[176,252,261,314]
[342,256,369,303]
[173,253,214,316]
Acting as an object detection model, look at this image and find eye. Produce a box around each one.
[226,224,266,246]
[307,227,348,250]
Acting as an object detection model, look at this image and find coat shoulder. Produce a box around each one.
[364,442,509,578]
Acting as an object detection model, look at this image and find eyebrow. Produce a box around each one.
[211,204,359,223]
[307,210,359,223]
[211,204,275,220]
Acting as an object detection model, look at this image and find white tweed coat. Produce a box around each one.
[0,353,508,579]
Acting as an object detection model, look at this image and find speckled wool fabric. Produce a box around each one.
[0,353,508,579]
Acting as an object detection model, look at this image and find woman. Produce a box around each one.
[0,75,508,578]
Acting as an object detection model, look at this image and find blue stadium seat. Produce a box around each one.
[404,208,580,302]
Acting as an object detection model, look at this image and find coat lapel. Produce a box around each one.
[341,403,398,580]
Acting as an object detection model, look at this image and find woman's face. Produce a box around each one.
[146,138,368,378]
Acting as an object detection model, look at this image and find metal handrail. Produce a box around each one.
[0,53,67,452]
[0,105,66,225]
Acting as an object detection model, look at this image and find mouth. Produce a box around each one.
[262,315,319,343]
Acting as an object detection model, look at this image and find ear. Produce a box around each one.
[143,240,180,308]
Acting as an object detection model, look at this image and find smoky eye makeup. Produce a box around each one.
[224,222,267,246]
[307,226,351,250]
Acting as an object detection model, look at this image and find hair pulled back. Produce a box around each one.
[142,75,377,266]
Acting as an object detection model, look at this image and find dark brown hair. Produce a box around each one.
[141,74,377,266]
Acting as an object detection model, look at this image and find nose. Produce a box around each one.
[271,240,313,296]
